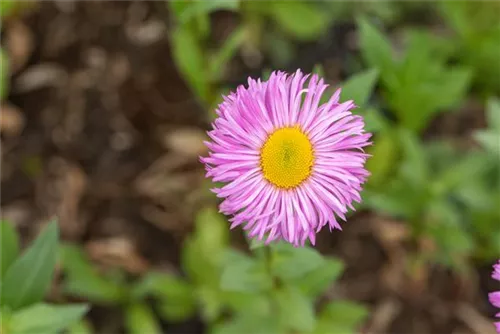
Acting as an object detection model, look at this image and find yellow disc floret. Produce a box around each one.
[260,126,314,189]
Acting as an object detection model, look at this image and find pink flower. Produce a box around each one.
[201,70,371,246]
[490,260,500,333]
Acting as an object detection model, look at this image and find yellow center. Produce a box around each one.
[260,127,314,189]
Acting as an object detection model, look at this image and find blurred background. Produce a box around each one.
[1,1,500,334]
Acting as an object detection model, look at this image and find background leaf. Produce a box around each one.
[211,314,285,334]
[209,26,245,81]
[341,68,379,108]
[171,26,209,102]
[143,273,197,322]
[475,131,500,154]
[220,250,272,293]
[270,243,324,280]
[67,320,93,334]
[0,220,19,278]
[365,130,400,187]
[182,207,229,286]
[275,285,315,332]
[296,258,344,299]
[434,151,492,195]
[1,221,59,310]
[9,303,88,334]
[60,245,127,304]
[125,303,161,334]
[357,17,396,80]
[0,48,9,100]
[174,0,240,25]
[314,300,368,334]
[398,129,429,187]
[268,1,330,41]
[0,0,16,18]
[485,97,500,131]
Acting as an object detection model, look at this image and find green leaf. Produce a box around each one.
[266,30,296,67]
[268,1,330,41]
[362,107,388,133]
[209,26,245,81]
[314,301,368,334]
[194,208,229,264]
[158,298,197,323]
[261,68,272,81]
[363,185,421,220]
[404,29,456,62]
[437,1,474,38]
[0,0,16,18]
[456,178,496,211]
[9,303,88,334]
[140,272,194,303]
[430,67,471,110]
[275,285,315,332]
[222,291,272,317]
[0,220,19,278]
[1,221,59,310]
[125,303,161,334]
[67,320,93,334]
[296,258,344,299]
[270,243,324,280]
[0,48,9,100]
[357,17,395,79]
[182,238,219,287]
[248,237,265,250]
[144,273,196,322]
[474,131,500,154]
[433,151,492,195]
[131,271,189,300]
[486,97,500,131]
[398,129,428,187]
[167,0,191,19]
[341,68,379,108]
[182,208,229,285]
[174,0,240,24]
[211,314,285,334]
[365,130,400,187]
[387,63,471,132]
[424,217,473,269]
[0,307,13,333]
[474,97,500,153]
[312,64,325,78]
[171,26,209,102]
[60,244,126,304]
[197,285,224,322]
[220,250,272,293]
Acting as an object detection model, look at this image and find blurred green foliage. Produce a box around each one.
[438,0,500,95]
[358,18,472,132]
[167,0,244,109]
[60,244,164,333]
[57,209,367,334]
[0,221,88,334]
[159,208,368,334]
[0,47,8,101]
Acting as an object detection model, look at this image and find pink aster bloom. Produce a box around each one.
[490,260,500,333]
[201,70,372,246]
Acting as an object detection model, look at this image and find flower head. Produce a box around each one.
[201,70,372,246]
[490,260,500,333]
